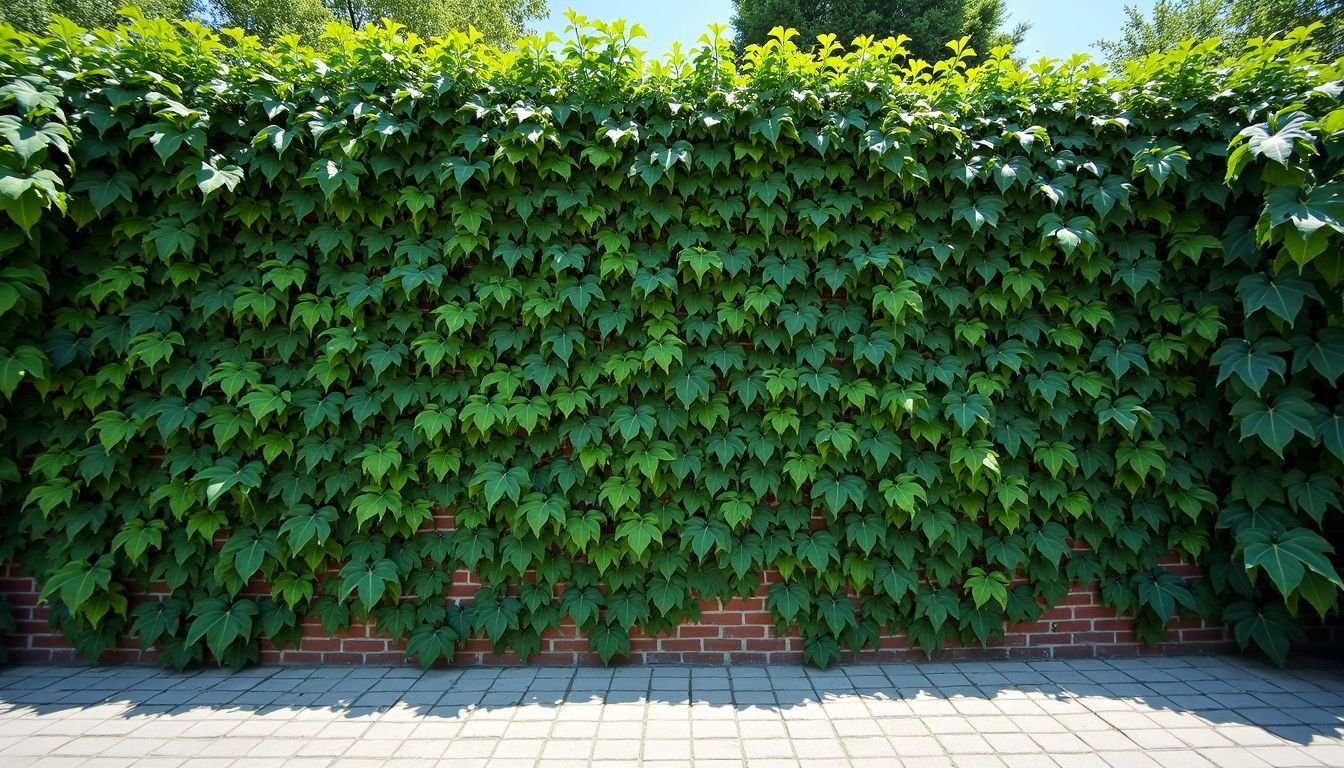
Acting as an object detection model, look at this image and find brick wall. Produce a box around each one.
[0,560,1234,666]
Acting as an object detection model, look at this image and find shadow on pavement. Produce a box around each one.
[0,654,1341,764]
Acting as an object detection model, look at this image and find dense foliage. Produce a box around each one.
[0,598,12,663]
[730,0,1027,61]
[0,17,1341,670]
[0,0,190,37]
[1097,0,1344,63]
[0,0,548,46]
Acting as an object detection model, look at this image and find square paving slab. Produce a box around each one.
[0,655,1341,767]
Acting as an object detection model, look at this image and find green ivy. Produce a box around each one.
[0,16,1340,670]
[0,596,12,663]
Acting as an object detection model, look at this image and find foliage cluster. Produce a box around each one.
[0,0,547,46]
[1097,0,1344,63]
[729,0,1028,61]
[0,598,12,663]
[0,16,1341,669]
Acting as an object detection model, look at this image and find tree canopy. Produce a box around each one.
[729,0,1028,60]
[318,0,546,45]
[0,0,547,45]
[0,0,189,33]
[1097,0,1343,63]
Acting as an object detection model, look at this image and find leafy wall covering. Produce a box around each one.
[0,16,1340,669]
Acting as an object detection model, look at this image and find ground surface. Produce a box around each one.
[0,655,1341,767]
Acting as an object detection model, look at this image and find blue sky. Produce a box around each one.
[534,0,1156,61]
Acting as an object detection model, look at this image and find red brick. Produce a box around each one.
[340,639,392,653]
[1046,620,1094,633]
[1179,628,1229,642]
[724,626,766,639]
[364,652,408,664]
[675,625,722,638]
[1052,644,1095,658]
[728,652,770,663]
[1072,631,1117,644]
[1072,606,1120,619]
[642,652,684,663]
[681,652,727,664]
[720,597,765,611]
[322,652,367,664]
[656,639,704,652]
[277,651,323,664]
[1092,619,1135,631]
[0,555,1232,666]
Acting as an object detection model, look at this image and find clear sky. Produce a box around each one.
[533,0,1157,61]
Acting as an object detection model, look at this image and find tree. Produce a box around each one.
[1,0,189,34]
[2,0,547,47]
[729,0,1029,61]
[1097,0,1343,64]
[322,0,546,46]
[1236,0,1343,56]
[194,0,334,44]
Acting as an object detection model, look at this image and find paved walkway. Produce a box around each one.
[0,655,1341,767]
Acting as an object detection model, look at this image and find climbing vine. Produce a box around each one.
[0,15,1340,668]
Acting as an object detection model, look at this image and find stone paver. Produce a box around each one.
[0,655,1341,766]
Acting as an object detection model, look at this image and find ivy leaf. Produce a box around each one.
[615,512,661,557]
[1132,569,1196,621]
[279,506,336,551]
[1261,183,1344,266]
[185,598,258,660]
[1230,391,1317,457]
[1212,338,1288,394]
[767,581,810,622]
[1225,601,1305,665]
[750,106,792,145]
[1318,407,1344,462]
[1090,340,1149,379]
[1237,272,1321,324]
[606,591,648,630]
[471,462,528,508]
[561,585,605,628]
[518,494,565,537]
[39,560,111,615]
[941,391,992,433]
[131,599,184,649]
[196,458,264,506]
[72,170,136,213]
[195,162,244,196]
[1238,528,1344,597]
[338,558,400,611]
[588,625,630,664]
[406,623,459,669]
[964,567,1009,609]
[609,404,656,443]
[1285,471,1340,526]
[1235,112,1313,166]
[647,577,685,615]
[682,517,730,559]
[1294,328,1344,382]
[796,531,839,570]
[815,593,855,635]
[0,345,47,398]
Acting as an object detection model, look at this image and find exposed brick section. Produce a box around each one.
[0,560,1234,666]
